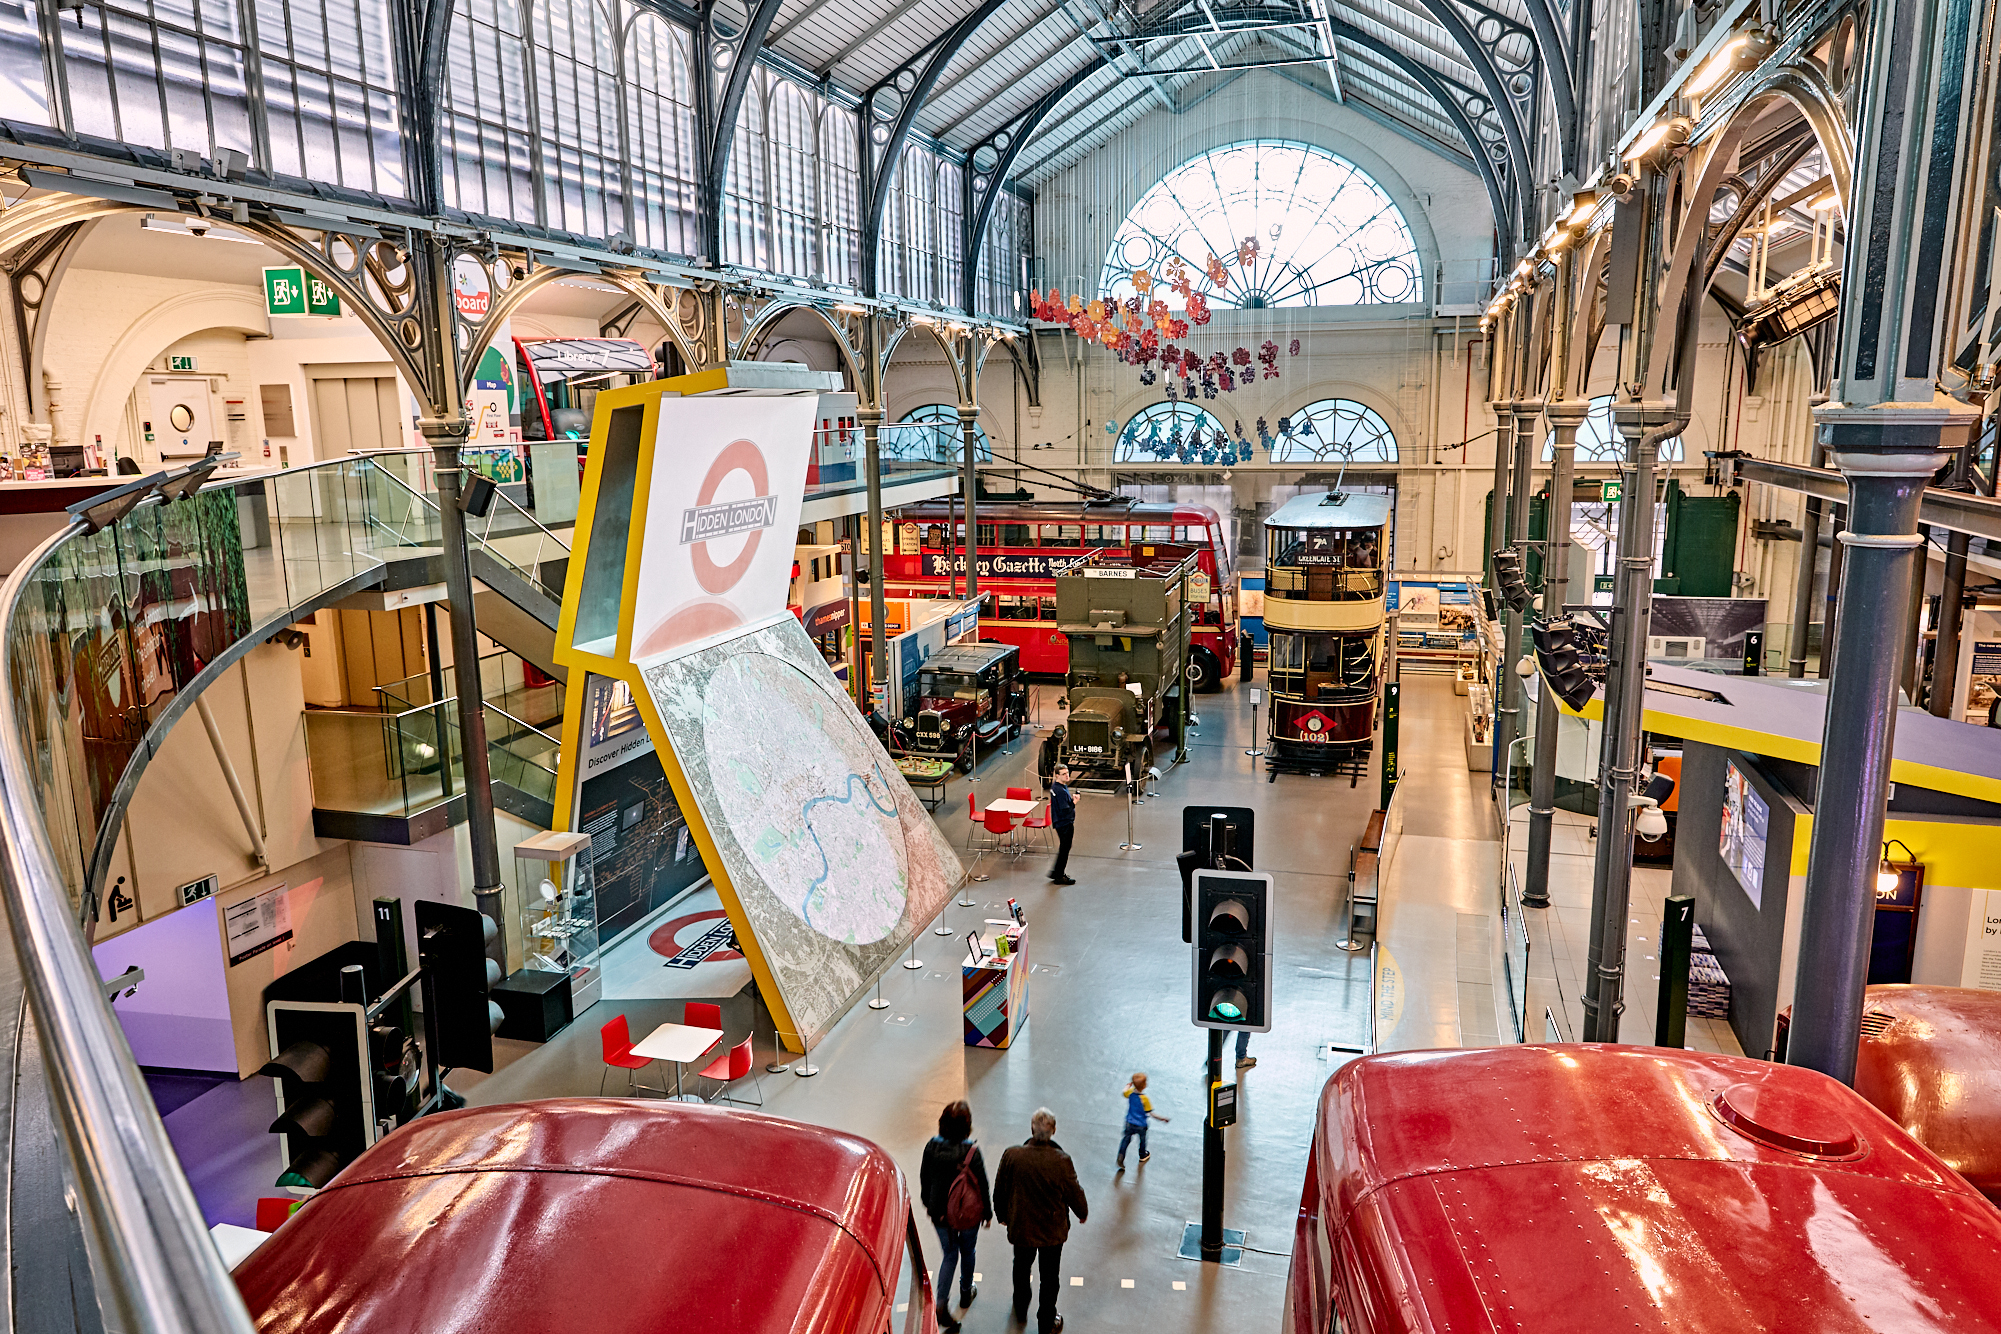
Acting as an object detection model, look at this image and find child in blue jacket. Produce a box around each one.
[1117,1072,1167,1170]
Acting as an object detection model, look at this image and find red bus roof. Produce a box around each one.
[892,498,1224,526]
[1854,984,2001,1203]
[1308,1046,2001,1333]
[234,1099,916,1334]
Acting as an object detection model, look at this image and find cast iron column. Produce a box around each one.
[960,400,980,601]
[1488,401,1515,596]
[1929,443,1972,715]
[1580,400,1675,1041]
[861,403,888,712]
[1524,398,1584,908]
[1789,408,1950,1081]
[1497,398,1540,787]
[421,416,507,966]
[1786,435,1826,677]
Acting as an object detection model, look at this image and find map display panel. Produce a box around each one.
[641,615,960,1042]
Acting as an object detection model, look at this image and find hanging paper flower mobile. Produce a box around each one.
[1206,255,1230,288]
[1187,292,1211,325]
[1289,338,1301,356]
[1133,269,1153,295]
[1237,236,1260,267]
[1232,346,1251,367]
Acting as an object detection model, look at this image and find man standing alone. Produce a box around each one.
[1048,765,1076,885]
[993,1107,1088,1333]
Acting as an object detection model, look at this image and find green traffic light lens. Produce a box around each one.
[1207,987,1249,1022]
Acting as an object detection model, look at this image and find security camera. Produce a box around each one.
[186,217,210,237]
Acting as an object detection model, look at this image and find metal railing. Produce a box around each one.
[0,456,421,1332]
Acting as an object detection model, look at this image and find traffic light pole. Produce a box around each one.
[1201,1028,1225,1260]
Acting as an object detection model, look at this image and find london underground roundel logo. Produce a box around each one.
[687,439,771,594]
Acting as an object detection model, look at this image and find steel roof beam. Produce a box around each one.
[962,56,1110,310]
[1327,17,1511,246]
[699,0,789,266]
[859,0,1012,298]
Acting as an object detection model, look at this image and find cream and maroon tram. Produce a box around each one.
[1261,492,1391,778]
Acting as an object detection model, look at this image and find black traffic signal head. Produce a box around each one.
[1190,870,1274,1032]
[1531,616,1596,711]
[1493,548,1530,613]
[416,900,503,1073]
[261,1008,373,1190]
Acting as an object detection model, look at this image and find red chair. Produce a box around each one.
[254,1198,297,1233]
[975,806,1016,856]
[599,1014,660,1096]
[1006,786,1032,802]
[683,1001,722,1031]
[1021,802,1054,852]
[697,1036,763,1107]
[967,791,985,823]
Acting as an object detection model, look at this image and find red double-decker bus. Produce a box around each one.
[882,499,1240,689]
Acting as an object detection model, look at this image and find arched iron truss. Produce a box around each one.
[961,57,1110,314]
[1326,19,1513,241]
[857,0,1011,298]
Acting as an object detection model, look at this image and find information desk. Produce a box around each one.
[963,921,1028,1048]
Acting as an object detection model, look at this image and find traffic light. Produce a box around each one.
[1190,869,1274,1031]
[1532,617,1597,711]
[416,900,503,1073]
[262,1003,375,1189]
[1492,548,1529,612]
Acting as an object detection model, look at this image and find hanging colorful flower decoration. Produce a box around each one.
[1031,242,1313,451]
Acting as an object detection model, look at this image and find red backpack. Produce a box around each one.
[945,1143,983,1230]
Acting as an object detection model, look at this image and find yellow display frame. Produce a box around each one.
[549,377,813,1051]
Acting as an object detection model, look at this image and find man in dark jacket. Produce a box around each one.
[1048,765,1077,885]
[992,1107,1088,1334]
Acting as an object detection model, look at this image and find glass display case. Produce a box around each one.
[512,830,599,983]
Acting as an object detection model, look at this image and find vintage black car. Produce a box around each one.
[894,642,1027,771]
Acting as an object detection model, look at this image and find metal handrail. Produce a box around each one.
[0,466,388,1331]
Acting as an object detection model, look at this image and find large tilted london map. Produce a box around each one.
[641,615,960,1044]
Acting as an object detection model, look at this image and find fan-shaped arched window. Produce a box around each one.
[1115,401,1243,463]
[1550,396,1684,462]
[1272,399,1398,464]
[1100,140,1422,308]
[895,404,992,462]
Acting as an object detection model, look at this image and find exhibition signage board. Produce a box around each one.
[552,377,962,1053]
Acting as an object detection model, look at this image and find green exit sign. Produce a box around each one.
[263,266,341,317]
[1601,479,1624,503]
[167,355,197,372]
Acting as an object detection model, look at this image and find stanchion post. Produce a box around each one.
[1244,687,1264,758]
[868,974,890,1010]
[1119,762,1142,851]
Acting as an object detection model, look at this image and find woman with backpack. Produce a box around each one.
[920,1099,992,1333]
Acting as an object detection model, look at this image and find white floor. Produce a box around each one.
[596,885,754,1002]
